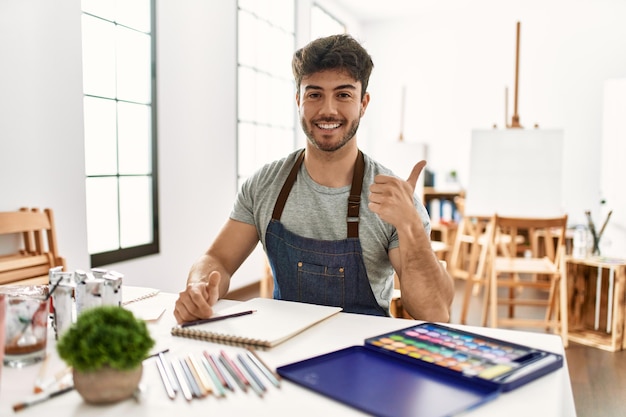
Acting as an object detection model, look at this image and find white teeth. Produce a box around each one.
[317,123,340,130]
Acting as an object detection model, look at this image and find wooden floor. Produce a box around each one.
[228,278,626,417]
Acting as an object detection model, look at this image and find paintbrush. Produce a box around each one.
[12,386,74,412]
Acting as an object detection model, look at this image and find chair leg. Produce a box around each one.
[480,282,490,327]
[488,270,498,328]
[545,276,557,331]
[460,274,475,325]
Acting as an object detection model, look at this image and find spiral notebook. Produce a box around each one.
[171,298,342,348]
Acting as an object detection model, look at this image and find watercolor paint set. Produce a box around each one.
[277,323,563,417]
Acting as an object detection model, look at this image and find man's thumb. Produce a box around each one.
[407,160,427,191]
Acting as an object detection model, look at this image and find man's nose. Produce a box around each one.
[318,97,338,115]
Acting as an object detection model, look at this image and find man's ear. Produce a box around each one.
[360,92,371,116]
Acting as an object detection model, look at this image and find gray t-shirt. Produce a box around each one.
[230,149,431,312]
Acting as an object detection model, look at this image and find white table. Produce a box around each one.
[0,292,576,416]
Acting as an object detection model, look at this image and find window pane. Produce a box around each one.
[238,10,257,68]
[82,15,116,98]
[238,122,256,179]
[238,66,256,122]
[82,0,115,22]
[269,0,294,32]
[86,177,120,253]
[311,5,345,40]
[118,101,151,175]
[83,96,118,176]
[119,176,153,248]
[116,26,151,103]
[116,0,151,32]
[238,0,295,189]
[255,71,270,124]
[272,30,294,79]
[271,77,295,128]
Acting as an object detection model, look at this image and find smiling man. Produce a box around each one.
[174,34,454,323]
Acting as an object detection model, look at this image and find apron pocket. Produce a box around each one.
[297,262,345,307]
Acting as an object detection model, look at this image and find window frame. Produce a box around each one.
[236,0,297,189]
[82,0,159,267]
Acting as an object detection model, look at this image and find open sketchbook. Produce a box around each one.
[171,298,342,349]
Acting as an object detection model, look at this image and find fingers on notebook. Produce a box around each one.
[175,283,215,323]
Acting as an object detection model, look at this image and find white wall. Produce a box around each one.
[0,0,89,271]
[600,78,626,258]
[358,0,626,228]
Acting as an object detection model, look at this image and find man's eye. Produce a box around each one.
[337,92,352,99]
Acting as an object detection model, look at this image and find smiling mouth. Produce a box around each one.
[315,122,342,130]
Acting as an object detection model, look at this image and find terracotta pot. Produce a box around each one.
[73,365,143,404]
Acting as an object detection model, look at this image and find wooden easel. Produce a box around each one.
[506,21,523,129]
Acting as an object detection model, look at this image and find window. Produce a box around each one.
[237,0,296,188]
[81,0,158,266]
[311,3,346,39]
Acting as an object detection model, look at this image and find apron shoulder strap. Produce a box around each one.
[272,150,305,220]
[347,150,365,238]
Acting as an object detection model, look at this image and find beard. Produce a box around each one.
[301,117,360,153]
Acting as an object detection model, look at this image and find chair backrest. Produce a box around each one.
[490,214,568,265]
[0,207,66,285]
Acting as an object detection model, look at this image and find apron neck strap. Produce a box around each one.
[271,149,365,238]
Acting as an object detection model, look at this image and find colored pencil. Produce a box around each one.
[171,359,193,401]
[204,351,233,391]
[237,353,266,397]
[246,348,281,388]
[219,352,248,392]
[156,356,176,400]
[200,355,226,397]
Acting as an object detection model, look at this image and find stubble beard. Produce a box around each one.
[301,117,360,153]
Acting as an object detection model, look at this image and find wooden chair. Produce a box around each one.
[0,207,66,286]
[484,214,568,345]
[448,214,493,324]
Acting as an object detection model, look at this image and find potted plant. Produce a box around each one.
[57,306,155,404]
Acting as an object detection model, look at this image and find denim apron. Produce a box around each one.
[265,150,387,316]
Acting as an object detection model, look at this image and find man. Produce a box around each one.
[174,34,454,323]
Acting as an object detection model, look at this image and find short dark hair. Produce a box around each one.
[292,34,374,99]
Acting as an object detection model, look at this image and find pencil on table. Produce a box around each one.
[200,355,226,397]
[180,358,202,398]
[209,352,235,391]
[246,347,281,388]
[237,353,266,397]
[219,351,248,392]
[171,359,193,401]
[187,355,212,397]
[155,356,176,400]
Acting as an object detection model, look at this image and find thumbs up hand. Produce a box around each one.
[406,161,427,192]
[368,161,427,227]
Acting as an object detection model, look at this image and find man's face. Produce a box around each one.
[297,69,370,153]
